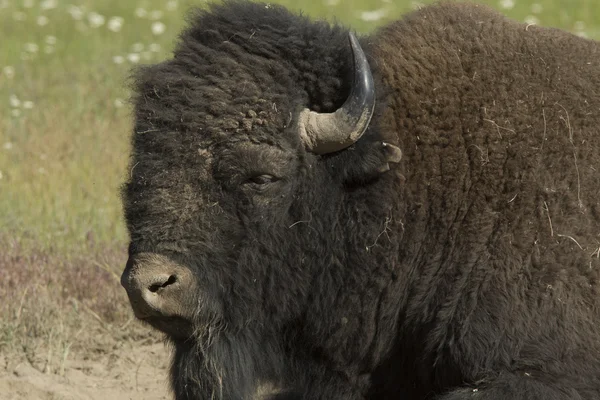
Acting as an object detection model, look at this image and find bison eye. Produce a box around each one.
[244,174,278,188]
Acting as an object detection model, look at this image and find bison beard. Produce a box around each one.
[120,1,600,399]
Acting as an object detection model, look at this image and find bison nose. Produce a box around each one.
[120,253,196,320]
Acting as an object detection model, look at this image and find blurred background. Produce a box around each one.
[0,0,598,397]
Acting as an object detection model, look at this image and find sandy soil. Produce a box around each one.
[0,342,172,400]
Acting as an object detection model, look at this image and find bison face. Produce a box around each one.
[121,131,310,340]
[119,28,399,343]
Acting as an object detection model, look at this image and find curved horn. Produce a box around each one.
[298,32,375,155]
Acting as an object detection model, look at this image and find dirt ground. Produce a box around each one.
[0,342,172,400]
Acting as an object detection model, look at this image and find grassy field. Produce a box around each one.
[1,0,599,378]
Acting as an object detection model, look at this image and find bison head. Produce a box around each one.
[120,2,401,352]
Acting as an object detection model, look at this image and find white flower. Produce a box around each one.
[127,53,140,63]
[0,171,3,180]
[149,43,161,52]
[13,11,27,21]
[114,98,125,108]
[23,101,34,109]
[524,15,540,26]
[325,0,340,5]
[530,3,543,14]
[11,109,21,117]
[134,7,147,18]
[88,12,106,28]
[40,0,58,10]
[131,43,144,52]
[38,167,47,175]
[166,0,178,11]
[499,0,514,10]
[149,10,163,20]
[360,8,386,22]
[45,35,57,45]
[3,142,13,150]
[108,16,124,32]
[37,15,49,26]
[0,0,9,9]
[2,66,15,79]
[151,21,166,35]
[9,94,21,108]
[67,5,84,20]
[574,21,586,32]
[44,45,55,54]
[112,55,125,64]
[23,0,34,8]
[576,31,588,38]
[25,42,39,53]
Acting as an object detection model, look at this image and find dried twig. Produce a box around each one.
[542,201,553,237]
[557,234,583,250]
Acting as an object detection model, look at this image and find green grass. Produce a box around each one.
[0,0,598,373]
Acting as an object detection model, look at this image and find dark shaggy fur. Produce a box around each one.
[123,1,600,399]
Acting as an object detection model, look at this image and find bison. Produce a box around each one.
[120,1,600,399]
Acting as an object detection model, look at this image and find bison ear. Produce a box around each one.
[327,140,402,186]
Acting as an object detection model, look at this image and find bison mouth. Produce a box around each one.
[140,316,194,340]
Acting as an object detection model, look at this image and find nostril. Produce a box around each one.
[148,274,177,293]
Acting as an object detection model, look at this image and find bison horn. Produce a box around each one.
[298,32,375,155]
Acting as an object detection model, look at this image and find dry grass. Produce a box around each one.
[0,237,160,375]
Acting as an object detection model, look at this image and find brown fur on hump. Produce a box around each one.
[368,0,600,383]
[369,1,600,275]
